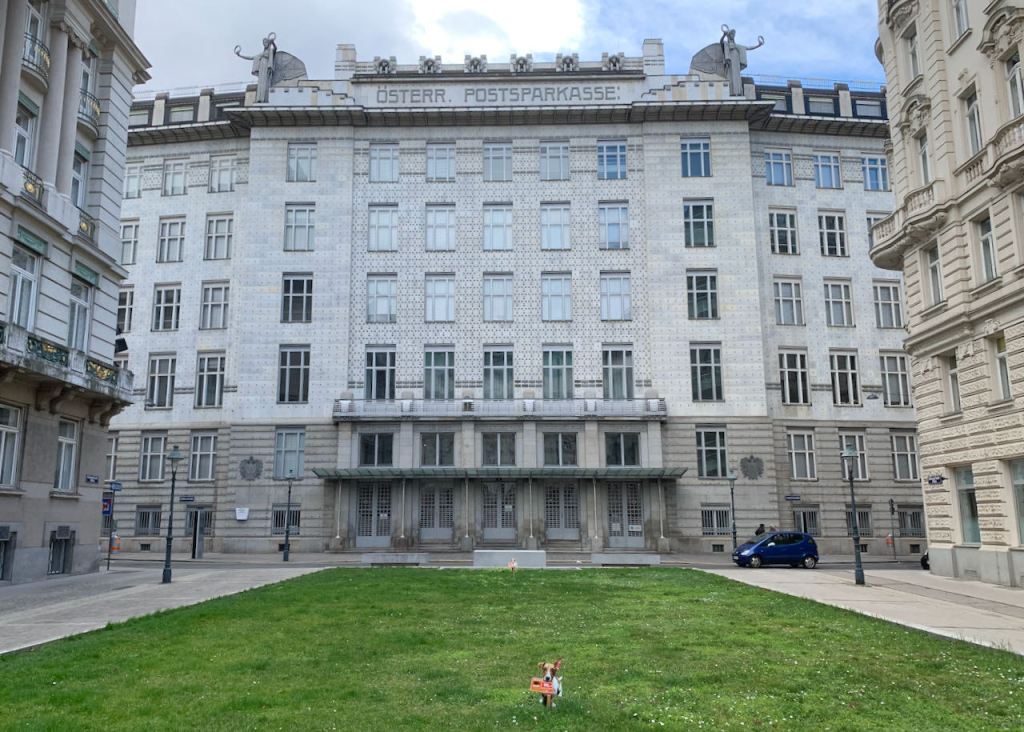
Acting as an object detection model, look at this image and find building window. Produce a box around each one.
[368,205,399,251]
[162,159,186,196]
[278,346,310,403]
[824,280,853,326]
[696,427,727,478]
[483,349,513,400]
[425,205,456,251]
[204,215,233,260]
[1011,460,1024,545]
[543,433,577,466]
[366,275,397,323]
[873,282,903,328]
[0,405,20,487]
[426,143,456,182]
[209,155,235,192]
[152,286,181,331]
[765,150,793,186]
[830,351,860,406]
[952,0,969,37]
[129,109,149,127]
[483,274,513,322]
[200,283,229,330]
[1008,53,1024,119]
[947,353,962,412]
[787,431,816,479]
[956,466,979,543]
[606,432,640,466]
[891,433,919,481]
[157,218,186,262]
[120,222,138,265]
[880,354,912,407]
[70,154,88,208]
[105,434,118,483]
[483,142,513,182]
[862,156,889,191]
[807,96,835,115]
[839,432,868,481]
[994,334,1012,401]
[147,355,176,408]
[540,141,570,181]
[917,134,931,185]
[897,505,925,537]
[813,153,841,188]
[681,138,711,177]
[368,144,399,182]
[421,432,455,466]
[67,280,91,352]
[541,273,572,321]
[482,433,515,466]
[845,506,873,537]
[691,344,723,401]
[599,203,629,249]
[195,352,225,408]
[818,213,847,256]
[135,505,162,535]
[9,247,38,330]
[168,106,193,123]
[779,351,810,405]
[189,432,217,482]
[597,140,627,179]
[365,349,396,400]
[907,26,920,78]
[977,217,998,282]
[773,280,804,325]
[13,106,36,168]
[926,245,944,305]
[687,271,718,319]
[271,505,301,535]
[603,347,634,400]
[684,200,714,247]
[965,92,983,156]
[769,210,798,254]
[287,143,316,182]
[540,204,571,249]
[139,433,166,481]
[796,505,821,537]
[600,272,631,321]
[701,505,731,536]
[483,205,512,250]
[543,349,573,400]
[284,204,315,251]
[424,274,455,322]
[423,350,455,400]
[274,428,305,478]
[282,274,313,323]
[52,420,77,492]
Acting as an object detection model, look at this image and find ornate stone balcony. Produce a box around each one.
[870,179,948,270]
[21,34,51,87]
[20,168,44,207]
[78,91,101,132]
[333,397,668,421]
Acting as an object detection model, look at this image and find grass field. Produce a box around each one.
[2,568,1023,730]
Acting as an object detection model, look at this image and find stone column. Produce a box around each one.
[55,40,84,196]
[0,0,31,155]
[0,1,9,69]
[36,24,69,186]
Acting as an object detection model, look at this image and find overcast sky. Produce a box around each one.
[134,0,884,92]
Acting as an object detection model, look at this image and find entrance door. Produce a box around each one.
[357,481,392,547]
[607,482,644,548]
[483,482,516,541]
[545,483,579,540]
[47,530,75,575]
[419,483,454,542]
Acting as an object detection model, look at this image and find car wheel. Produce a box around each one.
[802,555,817,569]
[748,555,763,569]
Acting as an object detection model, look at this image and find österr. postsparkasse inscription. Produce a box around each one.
[373,84,623,106]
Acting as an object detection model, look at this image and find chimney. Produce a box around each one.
[336,44,357,80]
[642,38,664,76]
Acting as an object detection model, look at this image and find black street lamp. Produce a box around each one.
[841,445,866,586]
[161,445,184,584]
[726,468,738,550]
[275,468,302,562]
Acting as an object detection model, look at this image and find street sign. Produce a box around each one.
[927,475,946,485]
[101,497,113,516]
[107,481,123,492]
[179,496,196,503]
[85,474,100,484]
[784,494,801,501]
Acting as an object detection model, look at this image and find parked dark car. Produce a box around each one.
[732,531,819,569]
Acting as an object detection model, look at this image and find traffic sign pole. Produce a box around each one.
[106,490,116,571]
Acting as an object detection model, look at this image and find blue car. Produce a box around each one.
[732,531,818,569]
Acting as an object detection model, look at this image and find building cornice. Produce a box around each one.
[127,120,247,146]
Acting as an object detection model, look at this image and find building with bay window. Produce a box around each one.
[109,37,921,558]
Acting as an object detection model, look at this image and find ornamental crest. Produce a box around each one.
[510,54,533,73]
[464,55,487,73]
[556,53,579,72]
[373,56,397,75]
[239,456,263,481]
[740,455,764,480]
[418,55,442,74]
[602,52,624,71]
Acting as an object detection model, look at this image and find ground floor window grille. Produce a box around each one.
[420,485,454,531]
[897,507,925,538]
[701,504,731,536]
[608,482,643,537]
[184,507,214,537]
[0,530,14,581]
[793,507,819,536]
[545,484,579,531]
[48,530,75,575]
[271,505,301,535]
[845,506,873,536]
[357,482,391,537]
[135,506,162,536]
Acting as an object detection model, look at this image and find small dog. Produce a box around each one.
[532,659,563,707]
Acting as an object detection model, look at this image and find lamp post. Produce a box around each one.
[840,445,866,586]
[274,468,302,562]
[161,445,184,584]
[726,469,738,550]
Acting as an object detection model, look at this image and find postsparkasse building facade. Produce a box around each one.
[109,39,922,559]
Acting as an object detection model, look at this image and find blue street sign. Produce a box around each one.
[784,494,801,501]
[101,497,113,516]
[85,474,100,484]
[927,475,945,485]
[107,481,123,492]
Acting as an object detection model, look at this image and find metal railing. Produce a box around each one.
[22,34,51,81]
[79,90,101,128]
[333,397,668,420]
[2,323,133,394]
[77,210,97,243]
[21,168,44,206]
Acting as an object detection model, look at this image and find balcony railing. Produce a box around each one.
[77,210,97,243]
[21,168,44,206]
[22,34,51,82]
[333,397,668,420]
[78,90,101,129]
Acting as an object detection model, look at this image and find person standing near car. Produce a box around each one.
[754,523,765,536]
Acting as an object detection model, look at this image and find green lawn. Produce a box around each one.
[2,569,1023,731]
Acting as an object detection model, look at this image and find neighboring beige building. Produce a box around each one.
[873,0,1024,585]
[0,0,148,583]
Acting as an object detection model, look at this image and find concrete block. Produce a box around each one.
[591,552,661,566]
[473,550,546,568]
[361,552,430,566]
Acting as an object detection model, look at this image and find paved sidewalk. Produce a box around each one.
[702,566,1024,655]
[0,564,320,655]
